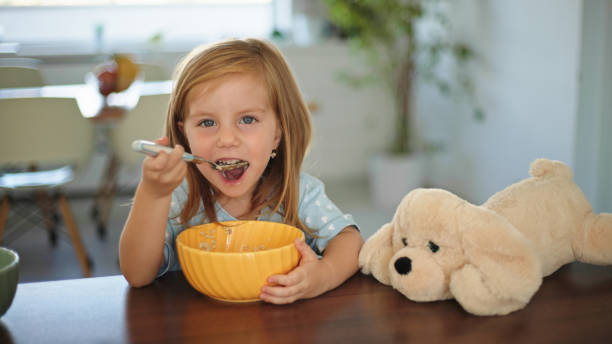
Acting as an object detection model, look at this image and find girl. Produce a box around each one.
[119,38,363,304]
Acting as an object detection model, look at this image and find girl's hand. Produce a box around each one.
[139,136,187,199]
[260,238,333,304]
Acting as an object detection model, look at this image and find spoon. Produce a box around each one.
[131,140,248,172]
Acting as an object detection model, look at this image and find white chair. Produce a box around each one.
[0,97,95,277]
[113,93,170,165]
[0,57,41,68]
[0,58,45,88]
[90,94,170,236]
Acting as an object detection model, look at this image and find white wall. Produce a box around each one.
[418,0,585,204]
[284,43,395,181]
[575,0,612,214]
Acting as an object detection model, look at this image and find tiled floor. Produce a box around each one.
[3,176,394,283]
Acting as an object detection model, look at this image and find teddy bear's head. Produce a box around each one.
[387,189,468,301]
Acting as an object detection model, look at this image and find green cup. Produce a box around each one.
[0,247,19,317]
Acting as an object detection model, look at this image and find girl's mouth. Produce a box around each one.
[216,159,249,181]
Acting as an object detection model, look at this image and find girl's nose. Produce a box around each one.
[216,125,240,147]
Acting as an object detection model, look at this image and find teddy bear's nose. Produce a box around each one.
[394,257,412,275]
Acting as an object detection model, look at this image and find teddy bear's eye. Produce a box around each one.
[428,241,440,253]
[402,238,408,246]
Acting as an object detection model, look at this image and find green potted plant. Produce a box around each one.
[324,0,482,209]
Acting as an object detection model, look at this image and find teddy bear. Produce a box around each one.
[359,158,612,316]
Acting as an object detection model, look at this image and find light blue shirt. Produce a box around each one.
[158,172,358,277]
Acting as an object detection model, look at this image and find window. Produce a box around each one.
[0,1,269,7]
[0,0,291,50]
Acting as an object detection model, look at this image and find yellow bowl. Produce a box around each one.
[176,221,304,302]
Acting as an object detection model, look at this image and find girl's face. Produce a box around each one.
[181,72,282,204]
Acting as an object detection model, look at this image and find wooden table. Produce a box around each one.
[2,262,611,343]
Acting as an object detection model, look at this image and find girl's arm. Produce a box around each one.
[318,225,364,290]
[260,226,363,303]
[119,137,187,287]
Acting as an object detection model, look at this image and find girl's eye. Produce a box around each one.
[428,241,440,253]
[239,115,256,125]
[199,119,215,128]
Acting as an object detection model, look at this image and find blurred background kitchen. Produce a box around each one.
[0,0,610,283]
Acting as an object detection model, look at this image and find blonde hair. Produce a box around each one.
[165,38,313,235]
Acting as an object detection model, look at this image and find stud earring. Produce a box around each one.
[270,149,277,159]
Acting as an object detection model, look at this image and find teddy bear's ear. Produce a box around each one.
[449,205,543,316]
[359,222,395,285]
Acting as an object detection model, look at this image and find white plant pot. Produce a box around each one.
[368,153,426,210]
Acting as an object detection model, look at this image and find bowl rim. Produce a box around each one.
[0,247,19,274]
[177,220,305,257]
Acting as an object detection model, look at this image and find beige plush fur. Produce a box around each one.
[359,159,612,316]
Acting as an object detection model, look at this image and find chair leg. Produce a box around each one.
[57,194,92,277]
[93,152,120,240]
[0,195,10,244]
[36,190,58,246]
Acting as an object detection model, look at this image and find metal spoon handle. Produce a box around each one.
[131,140,212,166]
[131,140,248,172]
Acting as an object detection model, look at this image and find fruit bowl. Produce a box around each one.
[93,54,141,96]
[0,247,19,317]
[82,71,142,119]
[79,54,143,119]
[177,221,304,302]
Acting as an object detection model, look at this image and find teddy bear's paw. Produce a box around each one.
[358,240,379,271]
[449,264,532,316]
[359,222,394,285]
[359,246,393,285]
